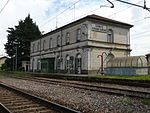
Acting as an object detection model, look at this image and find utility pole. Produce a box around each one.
[106,0,150,12]
[15,46,17,71]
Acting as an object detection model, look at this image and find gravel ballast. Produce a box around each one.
[0,76,150,113]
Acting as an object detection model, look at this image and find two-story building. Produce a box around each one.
[30,14,133,74]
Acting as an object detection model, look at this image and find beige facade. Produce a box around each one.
[30,14,133,74]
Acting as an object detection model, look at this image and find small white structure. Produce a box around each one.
[22,61,30,71]
[105,56,148,75]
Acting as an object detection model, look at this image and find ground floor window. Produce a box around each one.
[66,55,74,73]
[75,54,81,74]
[37,59,41,71]
[57,56,61,72]
[32,58,34,71]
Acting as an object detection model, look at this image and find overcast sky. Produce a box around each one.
[0,0,150,57]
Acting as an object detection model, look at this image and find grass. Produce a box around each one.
[141,98,150,105]
[0,71,33,77]
[88,75,150,80]
[119,99,133,106]
[0,70,150,80]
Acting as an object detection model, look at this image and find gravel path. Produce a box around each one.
[0,76,150,113]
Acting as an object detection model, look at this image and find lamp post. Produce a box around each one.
[97,52,107,74]
[13,41,18,71]
[15,45,18,71]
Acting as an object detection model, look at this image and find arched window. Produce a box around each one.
[32,43,35,52]
[66,55,70,73]
[75,54,82,74]
[49,38,52,48]
[32,58,34,71]
[57,35,61,46]
[66,55,73,73]
[107,29,114,43]
[66,32,70,44]
[43,40,46,50]
[37,42,40,51]
[76,29,81,41]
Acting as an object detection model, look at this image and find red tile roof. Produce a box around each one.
[32,14,133,42]
[87,14,133,27]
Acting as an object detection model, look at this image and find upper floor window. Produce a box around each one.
[37,42,40,51]
[107,29,114,43]
[66,32,70,44]
[49,38,52,48]
[76,29,81,41]
[43,40,46,50]
[32,43,35,53]
[57,35,61,47]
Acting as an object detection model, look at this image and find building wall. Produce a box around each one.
[30,18,131,74]
[87,21,130,74]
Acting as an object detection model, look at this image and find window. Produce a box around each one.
[107,29,114,43]
[49,38,52,48]
[32,58,34,71]
[57,35,61,47]
[66,32,70,44]
[32,43,35,53]
[76,54,81,74]
[37,42,40,51]
[76,29,81,41]
[66,55,74,73]
[43,40,46,50]
[37,59,41,70]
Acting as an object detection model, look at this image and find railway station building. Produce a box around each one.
[30,14,133,74]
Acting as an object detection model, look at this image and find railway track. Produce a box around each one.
[5,76,150,99]
[0,82,81,113]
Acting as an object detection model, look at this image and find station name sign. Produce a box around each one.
[92,24,107,32]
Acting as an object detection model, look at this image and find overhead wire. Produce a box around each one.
[40,0,149,43]
[107,0,142,17]
[40,0,81,28]
[41,0,117,29]
[0,0,10,15]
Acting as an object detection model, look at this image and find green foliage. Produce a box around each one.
[88,75,150,80]
[5,14,41,70]
[141,98,150,105]
[1,58,12,71]
[0,71,33,77]
[119,99,133,106]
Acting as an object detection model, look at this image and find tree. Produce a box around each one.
[5,14,41,71]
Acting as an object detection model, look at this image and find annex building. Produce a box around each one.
[30,14,133,74]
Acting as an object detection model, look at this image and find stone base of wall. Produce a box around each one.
[53,69,100,75]
[105,67,148,76]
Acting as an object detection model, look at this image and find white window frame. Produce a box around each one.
[77,29,81,41]
[57,35,61,46]
[66,32,70,44]
[43,40,46,50]
[107,29,114,43]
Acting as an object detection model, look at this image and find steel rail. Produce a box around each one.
[0,103,12,113]
[0,82,81,113]
[6,76,150,99]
